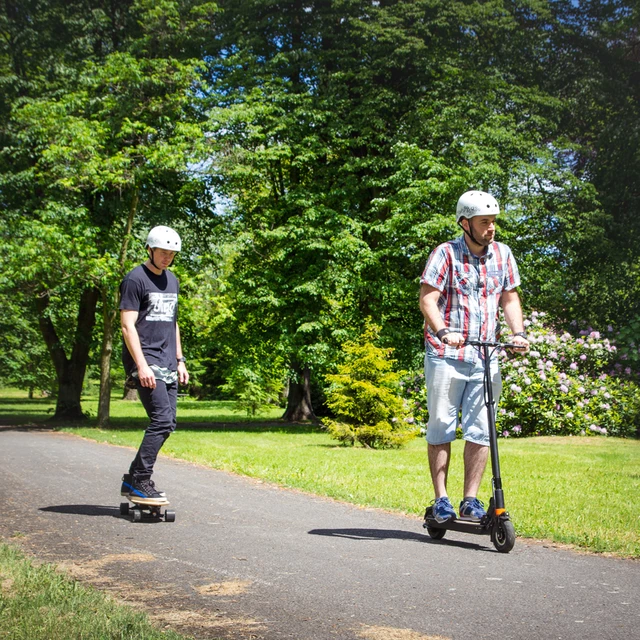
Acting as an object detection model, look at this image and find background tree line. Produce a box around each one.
[1,0,638,423]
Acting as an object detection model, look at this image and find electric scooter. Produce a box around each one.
[423,339,517,553]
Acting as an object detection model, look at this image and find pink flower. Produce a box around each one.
[580,354,587,361]
[560,384,569,393]
[513,425,522,433]
[570,362,578,370]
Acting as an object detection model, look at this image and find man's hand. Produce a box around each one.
[178,361,189,386]
[137,363,156,389]
[508,335,530,354]
[442,331,465,348]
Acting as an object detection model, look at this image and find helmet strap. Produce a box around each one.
[147,247,174,270]
[147,247,164,271]
[458,218,482,247]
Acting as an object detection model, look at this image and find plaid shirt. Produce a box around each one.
[420,235,520,363]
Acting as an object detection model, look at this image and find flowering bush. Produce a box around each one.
[401,312,640,439]
[399,372,429,433]
[498,312,640,438]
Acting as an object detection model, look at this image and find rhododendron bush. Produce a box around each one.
[498,313,640,437]
[402,312,640,439]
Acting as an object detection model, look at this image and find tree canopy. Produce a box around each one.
[1,0,639,421]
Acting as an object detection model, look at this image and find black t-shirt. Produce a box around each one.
[119,264,179,375]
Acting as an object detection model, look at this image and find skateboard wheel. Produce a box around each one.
[132,509,142,523]
[165,510,176,523]
[120,502,130,516]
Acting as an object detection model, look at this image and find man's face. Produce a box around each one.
[149,247,177,269]
[463,215,496,246]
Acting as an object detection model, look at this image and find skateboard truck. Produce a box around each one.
[120,498,176,523]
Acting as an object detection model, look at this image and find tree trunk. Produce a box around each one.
[283,363,316,422]
[97,187,138,424]
[97,296,116,427]
[123,378,138,401]
[36,287,100,421]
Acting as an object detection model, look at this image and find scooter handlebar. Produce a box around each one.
[465,339,522,349]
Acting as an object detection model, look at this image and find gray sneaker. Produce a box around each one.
[459,497,486,522]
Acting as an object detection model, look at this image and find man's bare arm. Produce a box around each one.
[121,310,156,388]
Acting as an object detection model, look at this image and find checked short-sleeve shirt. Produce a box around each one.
[420,235,520,364]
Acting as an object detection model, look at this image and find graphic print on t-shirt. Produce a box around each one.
[147,292,177,322]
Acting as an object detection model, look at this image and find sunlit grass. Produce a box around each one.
[0,387,283,426]
[0,543,190,640]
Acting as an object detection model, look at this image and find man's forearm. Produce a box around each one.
[122,326,148,370]
[502,290,525,334]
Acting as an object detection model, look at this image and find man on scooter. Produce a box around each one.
[419,191,529,524]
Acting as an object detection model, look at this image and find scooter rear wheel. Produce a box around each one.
[491,519,516,553]
[426,526,446,540]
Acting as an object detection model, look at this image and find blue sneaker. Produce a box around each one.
[459,497,486,522]
[432,497,456,523]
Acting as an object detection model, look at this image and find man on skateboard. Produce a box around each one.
[119,225,189,505]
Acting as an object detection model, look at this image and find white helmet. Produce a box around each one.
[145,226,181,252]
[455,191,500,223]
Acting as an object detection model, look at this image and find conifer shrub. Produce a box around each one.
[323,322,419,448]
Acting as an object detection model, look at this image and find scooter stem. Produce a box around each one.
[481,343,505,513]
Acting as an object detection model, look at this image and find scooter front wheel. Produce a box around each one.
[491,519,516,553]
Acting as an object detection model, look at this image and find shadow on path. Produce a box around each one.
[308,527,488,551]
[40,505,122,518]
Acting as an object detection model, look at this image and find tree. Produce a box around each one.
[323,322,417,448]
[209,0,598,419]
[0,0,220,421]
[536,0,640,327]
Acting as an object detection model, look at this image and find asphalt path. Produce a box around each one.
[0,428,638,640]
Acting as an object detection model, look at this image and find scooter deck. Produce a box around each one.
[423,517,489,535]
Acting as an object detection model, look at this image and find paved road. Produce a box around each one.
[0,429,638,640]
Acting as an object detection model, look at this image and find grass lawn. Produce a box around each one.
[2,388,639,557]
[0,543,190,640]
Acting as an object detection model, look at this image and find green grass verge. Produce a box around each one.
[0,543,191,640]
[2,389,639,557]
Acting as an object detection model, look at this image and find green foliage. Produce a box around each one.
[498,312,640,438]
[323,322,418,448]
[220,364,283,417]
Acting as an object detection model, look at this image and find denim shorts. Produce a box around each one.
[424,352,502,446]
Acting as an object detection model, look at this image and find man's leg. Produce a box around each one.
[462,441,489,498]
[424,353,470,522]
[428,443,451,498]
[130,380,177,478]
[458,357,501,520]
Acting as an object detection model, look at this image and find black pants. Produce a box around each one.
[129,379,178,478]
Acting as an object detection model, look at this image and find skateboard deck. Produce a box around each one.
[120,496,176,523]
